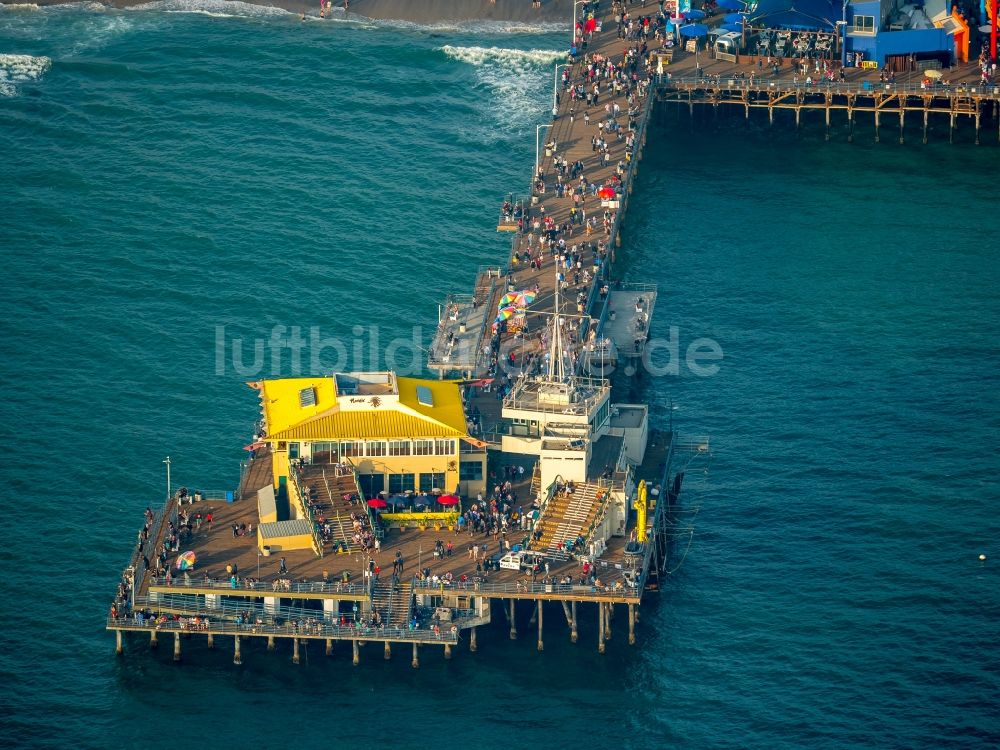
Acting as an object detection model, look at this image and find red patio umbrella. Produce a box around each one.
[367,498,388,509]
[437,495,461,506]
[598,187,616,200]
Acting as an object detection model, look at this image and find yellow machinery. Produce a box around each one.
[634,480,648,543]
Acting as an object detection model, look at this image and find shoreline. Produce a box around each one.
[24,0,578,24]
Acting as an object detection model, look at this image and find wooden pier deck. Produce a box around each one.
[141,431,674,609]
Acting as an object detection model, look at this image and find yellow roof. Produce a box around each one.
[268,409,465,441]
[256,377,338,437]
[396,377,468,435]
[257,373,469,443]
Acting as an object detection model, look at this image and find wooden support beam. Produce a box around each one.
[598,603,606,654]
[537,600,544,652]
[571,601,578,643]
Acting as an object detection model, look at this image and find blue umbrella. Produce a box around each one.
[684,8,707,20]
[680,23,709,37]
[723,12,746,23]
[721,22,745,32]
[716,0,744,9]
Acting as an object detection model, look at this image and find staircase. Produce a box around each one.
[370,579,412,628]
[299,464,371,552]
[530,482,606,553]
[529,464,541,502]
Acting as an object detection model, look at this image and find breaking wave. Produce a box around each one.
[0,52,51,96]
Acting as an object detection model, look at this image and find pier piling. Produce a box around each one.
[150,630,158,649]
[326,638,333,656]
[384,641,391,660]
[598,603,606,654]
[628,604,636,646]
[537,600,544,652]
[233,635,242,665]
[292,637,300,664]
[173,632,181,662]
[353,639,360,666]
[115,629,123,656]
[207,632,214,649]
[470,626,477,652]
[605,603,613,640]
[411,642,419,669]
[509,599,517,640]
[571,601,578,643]
[267,635,275,651]
[444,643,452,660]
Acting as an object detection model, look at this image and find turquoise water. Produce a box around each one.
[2,4,999,747]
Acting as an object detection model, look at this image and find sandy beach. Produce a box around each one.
[30,0,578,23]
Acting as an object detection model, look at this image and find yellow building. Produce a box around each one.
[252,371,486,500]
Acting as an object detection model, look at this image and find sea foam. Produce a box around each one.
[0,53,51,97]
[441,45,564,66]
[127,0,292,19]
[441,45,564,133]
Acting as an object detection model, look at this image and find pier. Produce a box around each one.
[98,1,850,668]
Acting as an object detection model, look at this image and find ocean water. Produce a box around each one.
[2,4,999,748]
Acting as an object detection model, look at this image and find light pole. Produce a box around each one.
[838,0,848,68]
[553,62,570,116]
[163,456,172,502]
[534,123,552,180]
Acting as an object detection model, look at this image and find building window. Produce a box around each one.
[288,442,300,460]
[434,439,455,455]
[388,440,411,456]
[413,439,434,456]
[340,441,364,457]
[459,461,483,481]
[420,472,445,492]
[367,441,387,457]
[853,15,875,33]
[389,473,415,494]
